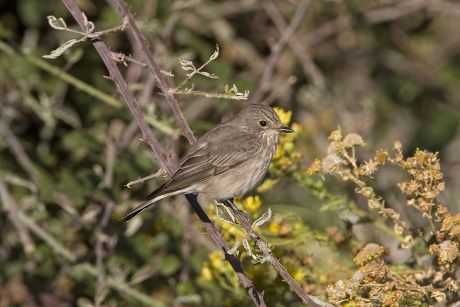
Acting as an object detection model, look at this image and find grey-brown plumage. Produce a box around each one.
[123,104,293,222]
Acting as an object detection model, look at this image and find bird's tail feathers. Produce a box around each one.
[122,186,192,222]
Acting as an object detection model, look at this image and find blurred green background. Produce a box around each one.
[1,0,460,306]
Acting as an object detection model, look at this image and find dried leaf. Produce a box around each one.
[252,208,272,228]
[160,70,174,77]
[43,39,80,59]
[47,15,67,30]
[215,203,235,224]
[228,239,241,255]
[197,71,219,79]
[81,12,95,33]
[180,59,196,72]
[209,44,219,61]
[243,238,252,256]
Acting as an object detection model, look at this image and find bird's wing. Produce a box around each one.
[149,127,260,198]
[123,127,260,222]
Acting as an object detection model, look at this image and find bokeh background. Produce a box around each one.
[1,0,460,306]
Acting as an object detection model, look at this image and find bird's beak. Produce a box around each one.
[278,126,294,133]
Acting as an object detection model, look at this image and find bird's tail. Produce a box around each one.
[122,184,190,222]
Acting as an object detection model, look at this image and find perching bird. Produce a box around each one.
[123,104,293,222]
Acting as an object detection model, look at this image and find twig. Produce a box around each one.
[0,179,36,254]
[363,0,427,24]
[111,51,146,67]
[125,169,166,189]
[250,0,311,104]
[264,0,325,90]
[0,171,37,194]
[59,1,266,305]
[111,0,197,144]
[0,119,39,182]
[175,45,219,90]
[101,140,116,188]
[95,201,114,307]
[172,88,249,100]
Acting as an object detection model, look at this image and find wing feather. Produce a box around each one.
[151,129,260,197]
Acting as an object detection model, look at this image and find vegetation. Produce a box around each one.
[1,0,459,306]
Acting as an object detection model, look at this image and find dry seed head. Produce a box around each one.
[328,128,343,142]
[354,243,385,266]
[343,133,365,148]
[437,240,459,264]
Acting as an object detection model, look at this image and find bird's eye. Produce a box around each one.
[259,120,267,127]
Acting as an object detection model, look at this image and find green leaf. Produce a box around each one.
[158,255,181,276]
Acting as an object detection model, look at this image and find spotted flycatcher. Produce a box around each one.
[123,104,293,221]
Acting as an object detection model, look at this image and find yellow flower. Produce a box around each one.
[307,159,322,175]
[268,222,281,235]
[283,141,294,153]
[293,268,307,282]
[257,178,279,193]
[209,251,224,270]
[274,146,284,160]
[291,122,302,134]
[242,196,262,213]
[201,266,213,281]
[273,107,292,126]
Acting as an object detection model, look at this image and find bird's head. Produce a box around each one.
[234,104,294,137]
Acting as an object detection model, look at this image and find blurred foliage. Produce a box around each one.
[1,0,460,306]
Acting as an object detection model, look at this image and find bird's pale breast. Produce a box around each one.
[197,131,279,200]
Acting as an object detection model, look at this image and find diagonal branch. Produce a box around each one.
[59,1,265,306]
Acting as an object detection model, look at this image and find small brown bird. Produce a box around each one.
[123,104,293,222]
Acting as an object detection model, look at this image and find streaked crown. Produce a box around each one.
[234,104,282,131]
